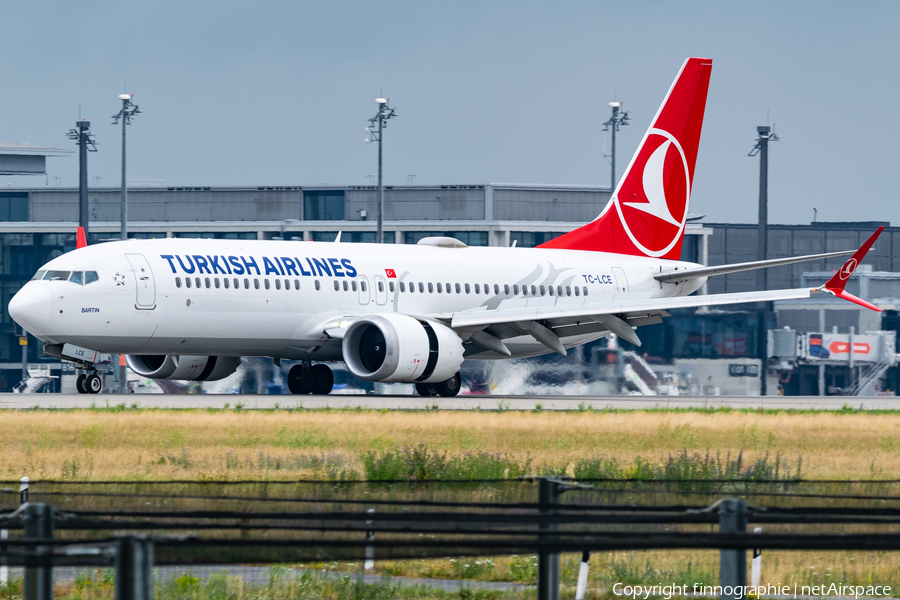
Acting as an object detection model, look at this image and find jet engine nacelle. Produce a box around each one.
[342,314,464,383]
[125,355,241,381]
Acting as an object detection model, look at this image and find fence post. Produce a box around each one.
[718,498,747,600]
[115,536,154,600]
[23,503,53,600]
[1,477,27,586]
[537,478,561,600]
[364,508,375,571]
[751,527,762,588]
[575,551,590,600]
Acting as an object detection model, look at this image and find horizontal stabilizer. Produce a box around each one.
[655,250,854,283]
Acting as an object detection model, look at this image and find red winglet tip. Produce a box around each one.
[823,227,884,293]
[835,289,882,312]
[76,227,87,249]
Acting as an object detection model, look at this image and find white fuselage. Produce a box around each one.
[10,238,705,361]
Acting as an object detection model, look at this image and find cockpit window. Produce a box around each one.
[84,271,99,284]
[44,270,70,281]
[32,271,46,281]
[70,271,84,285]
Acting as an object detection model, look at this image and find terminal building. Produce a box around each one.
[2,183,898,395]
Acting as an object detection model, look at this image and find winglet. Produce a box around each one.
[76,227,87,249]
[819,226,884,311]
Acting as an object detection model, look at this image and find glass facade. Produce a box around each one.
[0,192,28,221]
[311,231,395,244]
[509,231,567,248]
[303,190,345,221]
[174,232,257,240]
[404,231,488,246]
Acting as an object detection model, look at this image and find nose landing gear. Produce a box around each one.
[287,362,334,395]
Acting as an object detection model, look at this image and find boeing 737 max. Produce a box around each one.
[7,58,883,395]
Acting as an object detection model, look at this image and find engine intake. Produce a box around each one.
[125,355,241,381]
[342,314,464,383]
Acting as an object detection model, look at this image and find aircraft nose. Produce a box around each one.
[8,283,51,332]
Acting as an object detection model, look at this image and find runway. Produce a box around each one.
[0,393,897,410]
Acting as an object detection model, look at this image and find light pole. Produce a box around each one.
[602,101,630,189]
[66,120,97,238]
[112,94,141,241]
[366,97,398,243]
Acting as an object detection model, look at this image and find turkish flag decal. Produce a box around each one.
[385,268,397,278]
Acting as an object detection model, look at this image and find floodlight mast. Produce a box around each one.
[366,97,398,243]
[112,94,141,240]
[602,101,630,190]
[66,120,97,238]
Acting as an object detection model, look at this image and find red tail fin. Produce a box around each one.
[76,226,87,249]
[539,58,712,259]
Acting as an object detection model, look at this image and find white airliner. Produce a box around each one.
[8,57,883,395]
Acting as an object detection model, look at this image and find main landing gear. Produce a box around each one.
[415,372,462,398]
[75,368,102,394]
[287,362,334,395]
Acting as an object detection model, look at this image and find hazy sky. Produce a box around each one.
[1,1,897,225]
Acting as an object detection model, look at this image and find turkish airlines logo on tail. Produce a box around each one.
[614,128,691,257]
[838,258,857,281]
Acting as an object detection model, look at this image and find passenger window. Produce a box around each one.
[352,280,358,292]
[205,277,211,288]
[540,285,546,296]
[494,284,500,295]
[186,278,192,289]
[566,286,571,296]
[215,278,220,289]
[465,283,470,294]
[233,278,239,289]
[315,280,321,290]
[31,271,46,281]
[389,281,395,292]
[513,284,519,295]
[361,281,367,292]
[531,285,537,296]
[334,280,340,291]
[84,271,99,284]
[195,277,201,288]
[244,278,250,289]
[284,279,290,290]
[409,282,415,293]
[446,283,451,293]
[583,286,588,296]
[474,284,480,294]
[418,282,424,293]
[427,282,433,293]
[400,282,406,292]
[574,286,580,296]
[523,286,528,296]
[175,277,182,288]
[549,286,554,296]
[264,279,270,290]
[436,282,442,293]
[455,283,461,294]
[378,281,384,292]
[275,279,281,290]
[504,284,510,295]
[254,279,260,289]
[343,281,349,291]
[558,286,563,296]
[294,280,300,290]
[44,271,70,281]
[224,278,230,289]
[70,271,84,285]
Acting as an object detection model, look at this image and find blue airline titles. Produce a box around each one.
[160,254,358,278]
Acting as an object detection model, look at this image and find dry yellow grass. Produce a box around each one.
[0,408,899,479]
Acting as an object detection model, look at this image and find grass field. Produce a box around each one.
[0,407,899,480]
[3,406,900,596]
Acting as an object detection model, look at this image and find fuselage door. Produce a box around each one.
[611,266,629,293]
[358,275,371,305]
[373,275,387,306]
[125,253,156,309]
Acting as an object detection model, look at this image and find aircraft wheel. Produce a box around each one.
[87,374,103,394]
[76,374,88,394]
[415,383,435,397]
[287,365,309,395]
[435,372,462,397]
[308,364,334,395]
